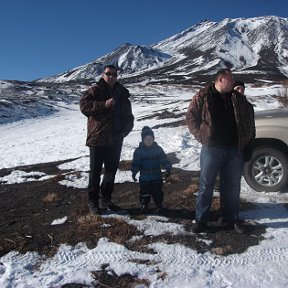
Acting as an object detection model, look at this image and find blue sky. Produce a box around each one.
[1,0,287,81]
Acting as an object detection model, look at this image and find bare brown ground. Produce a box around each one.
[0,158,266,287]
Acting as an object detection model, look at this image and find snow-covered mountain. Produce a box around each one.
[152,16,288,78]
[40,43,171,83]
[39,16,288,84]
[1,16,288,124]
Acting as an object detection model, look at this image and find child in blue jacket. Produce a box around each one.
[131,126,172,212]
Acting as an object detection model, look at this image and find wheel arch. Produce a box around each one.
[252,138,288,155]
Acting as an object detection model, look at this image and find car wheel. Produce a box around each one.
[243,146,288,192]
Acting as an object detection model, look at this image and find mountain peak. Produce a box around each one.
[39,16,288,84]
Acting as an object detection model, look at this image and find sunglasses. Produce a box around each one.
[104,72,117,77]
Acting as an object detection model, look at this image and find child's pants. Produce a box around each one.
[139,181,163,208]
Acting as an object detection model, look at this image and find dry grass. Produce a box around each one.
[42,193,61,203]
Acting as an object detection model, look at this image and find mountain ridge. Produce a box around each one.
[38,15,288,84]
[1,16,288,124]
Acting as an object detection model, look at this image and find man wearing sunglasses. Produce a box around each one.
[80,65,134,214]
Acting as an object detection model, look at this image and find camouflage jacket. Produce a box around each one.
[80,78,134,147]
[186,85,255,151]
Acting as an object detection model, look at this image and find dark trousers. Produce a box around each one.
[139,181,163,208]
[88,138,123,205]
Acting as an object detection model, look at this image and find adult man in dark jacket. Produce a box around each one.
[80,65,134,214]
[186,69,255,233]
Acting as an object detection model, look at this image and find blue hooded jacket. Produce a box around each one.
[131,141,171,183]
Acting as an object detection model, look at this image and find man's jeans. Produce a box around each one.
[88,138,123,205]
[196,145,243,223]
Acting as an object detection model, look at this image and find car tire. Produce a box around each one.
[243,146,288,192]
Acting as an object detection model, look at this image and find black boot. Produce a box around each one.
[192,221,208,233]
[227,220,246,234]
[88,202,101,215]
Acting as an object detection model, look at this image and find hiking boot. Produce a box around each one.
[233,221,246,234]
[227,220,246,234]
[88,202,101,215]
[140,203,148,212]
[155,204,163,214]
[192,221,208,233]
[107,201,121,211]
[156,207,164,215]
[99,200,108,211]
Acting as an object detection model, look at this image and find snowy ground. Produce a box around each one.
[0,84,288,287]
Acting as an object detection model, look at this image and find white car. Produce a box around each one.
[243,108,288,192]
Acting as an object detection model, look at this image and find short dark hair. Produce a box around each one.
[215,68,231,81]
[103,64,117,72]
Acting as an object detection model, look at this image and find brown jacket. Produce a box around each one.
[186,85,255,151]
[80,78,134,147]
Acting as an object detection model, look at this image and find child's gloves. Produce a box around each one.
[132,173,137,182]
